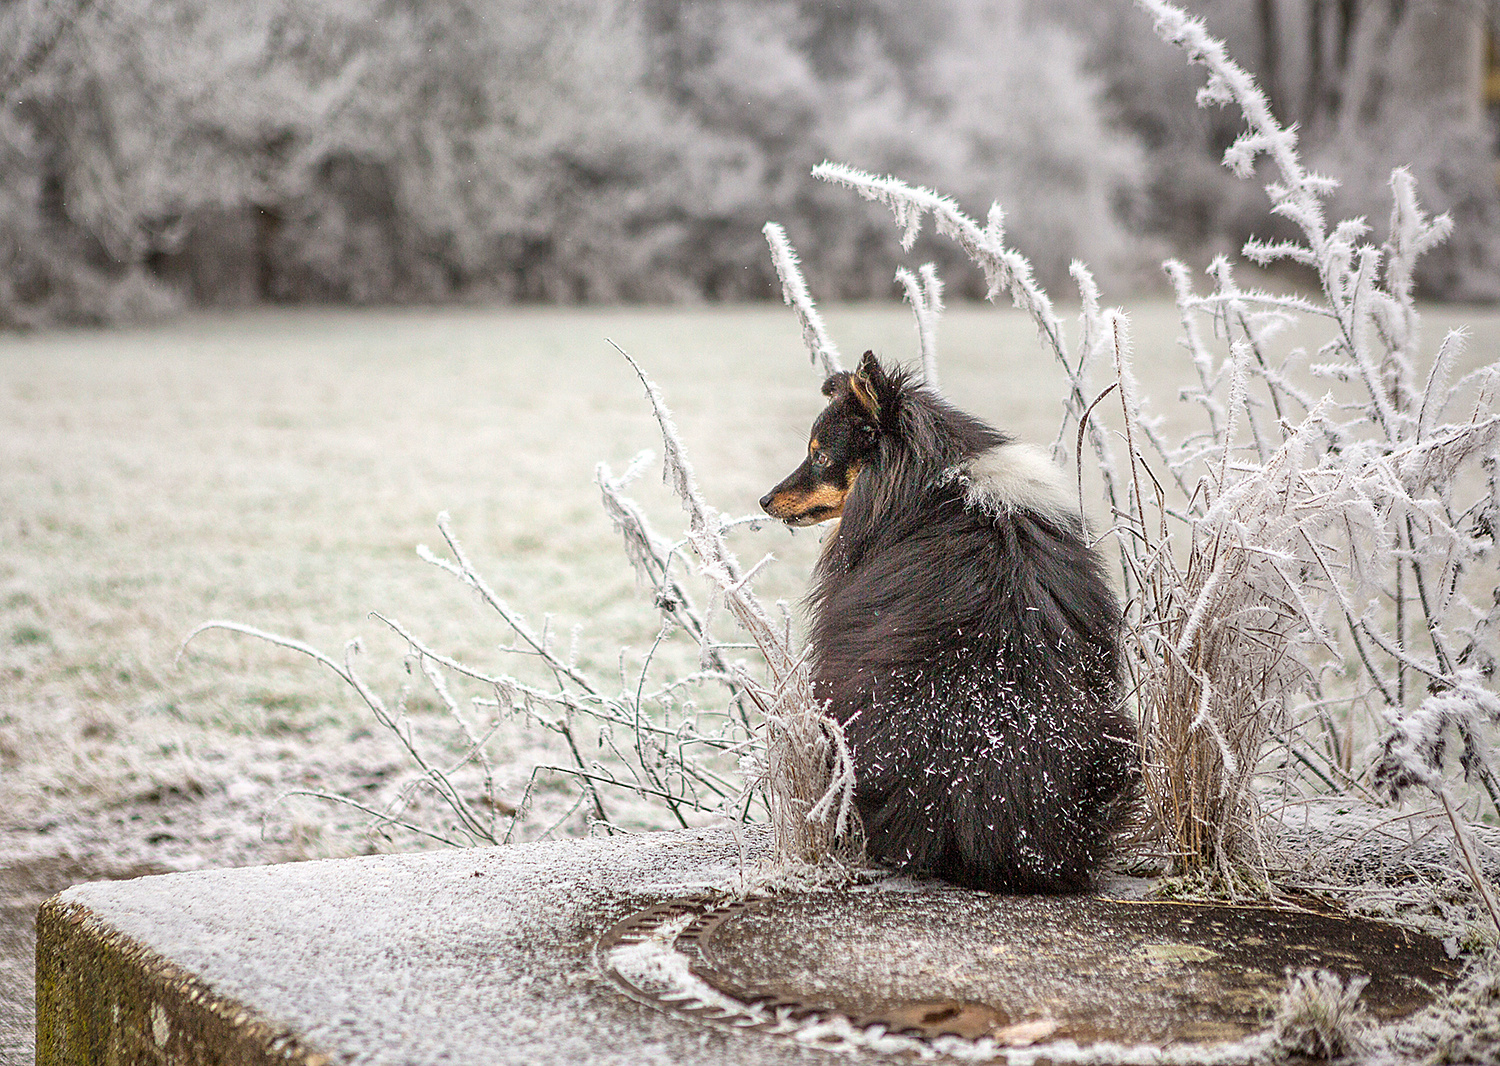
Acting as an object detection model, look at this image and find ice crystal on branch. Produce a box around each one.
[763,222,842,377]
[896,263,944,393]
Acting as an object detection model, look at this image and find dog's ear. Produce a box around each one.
[821,371,851,399]
[850,351,890,424]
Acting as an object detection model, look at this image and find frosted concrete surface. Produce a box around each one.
[34,827,1459,1065]
[38,828,835,1066]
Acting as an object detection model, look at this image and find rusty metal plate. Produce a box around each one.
[598,886,1458,1053]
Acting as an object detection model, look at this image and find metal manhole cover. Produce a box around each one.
[598,886,1458,1055]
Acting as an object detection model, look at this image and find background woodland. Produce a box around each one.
[4,0,1500,327]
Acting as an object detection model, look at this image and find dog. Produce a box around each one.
[760,351,1137,893]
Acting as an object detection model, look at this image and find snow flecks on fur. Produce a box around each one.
[780,352,1135,894]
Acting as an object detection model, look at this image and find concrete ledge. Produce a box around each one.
[37,899,328,1066]
[36,829,815,1066]
[34,828,1458,1065]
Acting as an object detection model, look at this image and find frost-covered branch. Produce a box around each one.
[814,162,1067,364]
[763,222,842,377]
[611,340,861,868]
[810,160,1128,576]
[896,263,944,393]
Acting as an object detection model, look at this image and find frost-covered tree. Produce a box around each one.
[1,0,387,321]
[644,0,1151,298]
[907,0,1149,291]
[1,0,1152,324]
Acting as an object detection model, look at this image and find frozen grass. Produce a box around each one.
[1271,969,1371,1061]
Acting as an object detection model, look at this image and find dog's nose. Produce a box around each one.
[758,492,774,513]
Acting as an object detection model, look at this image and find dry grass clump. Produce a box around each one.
[1271,969,1372,1061]
[1129,522,1306,885]
[749,701,861,871]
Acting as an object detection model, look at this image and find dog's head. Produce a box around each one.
[759,351,896,526]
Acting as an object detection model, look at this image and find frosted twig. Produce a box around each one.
[815,160,1126,529]
[896,263,943,393]
[763,222,841,376]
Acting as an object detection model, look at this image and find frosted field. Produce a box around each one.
[4,299,1500,1059]
[7,299,1500,863]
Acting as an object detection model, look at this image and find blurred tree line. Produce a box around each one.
[1,0,1496,327]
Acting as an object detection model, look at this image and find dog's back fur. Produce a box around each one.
[764,352,1137,893]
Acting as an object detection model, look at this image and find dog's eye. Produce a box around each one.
[811,450,831,470]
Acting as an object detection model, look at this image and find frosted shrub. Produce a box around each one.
[186,349,859,872]
[1131,2,1500,916]
[1272,969,1372,1061]
[768,0,1500,914]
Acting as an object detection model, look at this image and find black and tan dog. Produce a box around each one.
[762,351,1137,893]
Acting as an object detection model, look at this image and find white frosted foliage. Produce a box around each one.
[765,0,1500,922]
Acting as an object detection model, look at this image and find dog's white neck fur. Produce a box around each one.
[951,443,1079,524]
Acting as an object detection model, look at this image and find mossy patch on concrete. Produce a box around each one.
[36,899,329,1066]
